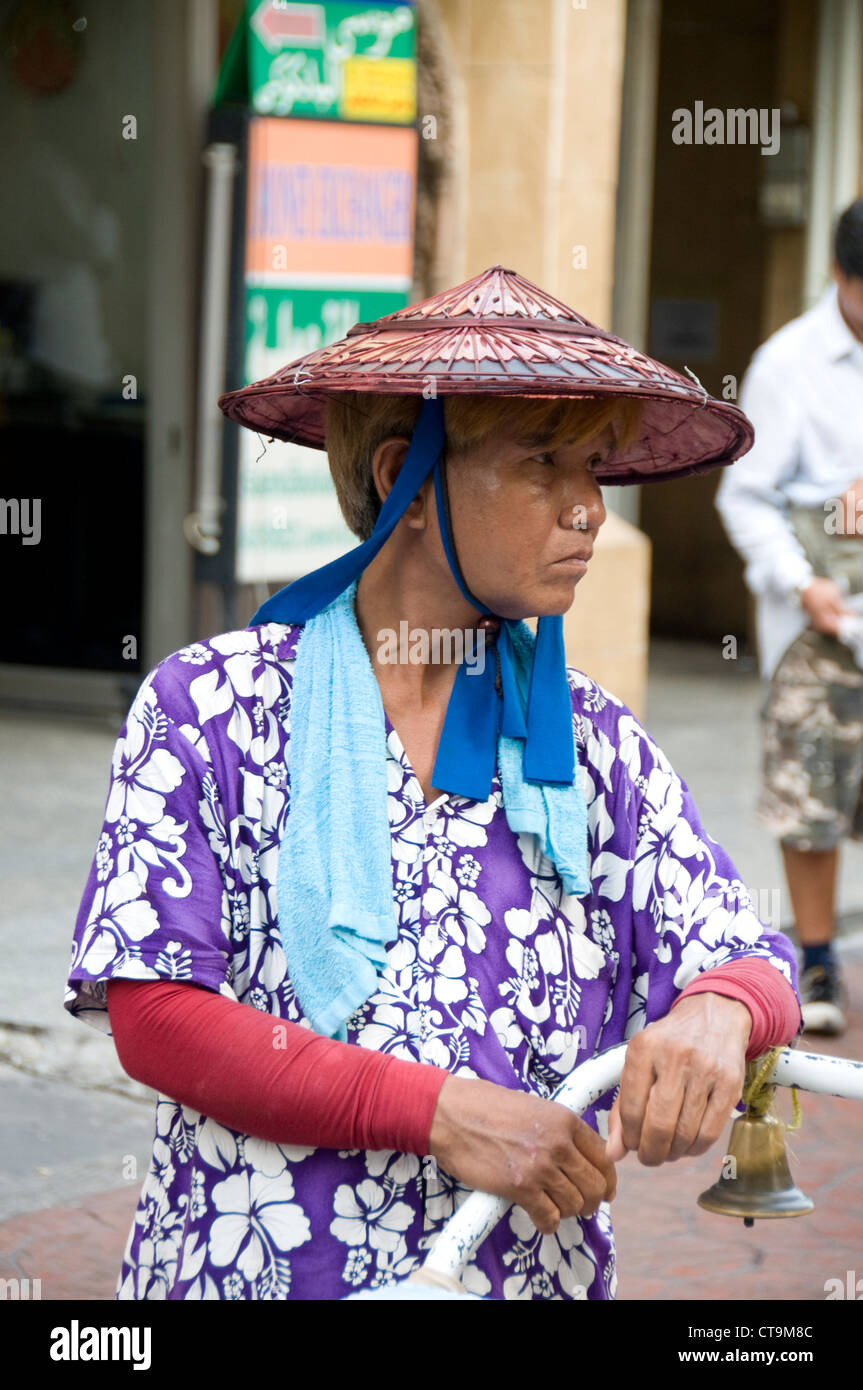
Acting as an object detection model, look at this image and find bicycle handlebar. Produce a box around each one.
[417,1041,863,1288]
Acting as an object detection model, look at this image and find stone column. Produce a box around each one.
[429,0,651,716]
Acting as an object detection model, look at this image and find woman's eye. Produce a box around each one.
[533,451,555,466]
[587,453,603,471]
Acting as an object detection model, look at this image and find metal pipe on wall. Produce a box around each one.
[185,143,239,557]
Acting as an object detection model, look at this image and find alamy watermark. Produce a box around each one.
[0,497,40,545]
[672,103,780,157]
[50,1321,151,1370]
[824,494,863,535]
[824,1271,863,1299]
[0,1276,41,1299]
[376,623,487,675]
[720,886,781,927]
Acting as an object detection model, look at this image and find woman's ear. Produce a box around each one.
[371,436,431,529]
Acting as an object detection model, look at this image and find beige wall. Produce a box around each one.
[434,0,627,316]
[564,511,653,714]
[431,0,651,717]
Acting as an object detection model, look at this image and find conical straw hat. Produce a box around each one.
[219,265,753,484]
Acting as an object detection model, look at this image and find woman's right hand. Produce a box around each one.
[799,576,853,636]
[427,1073,616,1235]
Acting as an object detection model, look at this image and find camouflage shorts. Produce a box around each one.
[759,626,863,849]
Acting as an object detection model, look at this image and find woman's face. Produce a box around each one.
[437,423,612,620]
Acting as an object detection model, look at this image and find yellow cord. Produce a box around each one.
[742,1046,801,1130]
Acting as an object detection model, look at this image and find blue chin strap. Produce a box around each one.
[251,396,575,801]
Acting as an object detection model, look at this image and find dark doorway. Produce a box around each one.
[642,0,813,650]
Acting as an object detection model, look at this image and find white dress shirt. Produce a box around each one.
[716,283,863,679]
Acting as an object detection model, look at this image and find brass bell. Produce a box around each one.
[697,1110,814,1227]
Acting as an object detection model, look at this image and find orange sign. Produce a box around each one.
[245,117,417,280]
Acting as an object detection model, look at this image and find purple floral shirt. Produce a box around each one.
[65,622,799,1301]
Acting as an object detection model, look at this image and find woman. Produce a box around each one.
[66,266,802,1300]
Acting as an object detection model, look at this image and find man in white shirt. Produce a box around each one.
[716,198,863,1036]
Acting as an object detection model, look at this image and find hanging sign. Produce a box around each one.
[216,1,417,125]
[235,115,416,584]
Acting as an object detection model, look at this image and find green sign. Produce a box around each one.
[236,285,407,583]
[216,1,417,125]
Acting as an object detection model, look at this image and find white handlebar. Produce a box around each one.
[418,1042,863,1288]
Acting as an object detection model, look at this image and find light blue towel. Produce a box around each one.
[277,580,590,1040]
[277,580,396,1042]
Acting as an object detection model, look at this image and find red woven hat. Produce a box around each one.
[218,265,753,485]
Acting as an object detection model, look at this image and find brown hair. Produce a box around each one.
[325,391,645,540]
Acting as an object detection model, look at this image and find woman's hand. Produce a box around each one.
[428,1074,616,1235]
[606,992,751,1165]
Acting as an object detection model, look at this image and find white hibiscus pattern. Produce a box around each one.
[66,624,799,1300]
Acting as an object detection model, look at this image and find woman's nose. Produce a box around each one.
[563,488,605,535]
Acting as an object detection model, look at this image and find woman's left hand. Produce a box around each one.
[605,993,752,1165]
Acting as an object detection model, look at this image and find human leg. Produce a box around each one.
[780,842,845,1034]
[779,843,838,946]
[757,629,861,1033]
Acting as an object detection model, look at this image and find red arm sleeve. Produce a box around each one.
[670,956,803,1059]
[106,979,447,1155]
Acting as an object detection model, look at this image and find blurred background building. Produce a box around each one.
[1,0,861,721]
